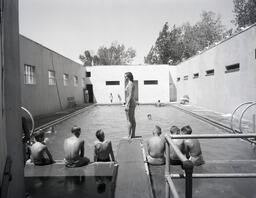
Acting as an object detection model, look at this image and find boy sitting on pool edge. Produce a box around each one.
[146,125,165,165]
[64,126,90,168]
[181,125,205,166]
[30,129,55,166]
[94,129,115,162]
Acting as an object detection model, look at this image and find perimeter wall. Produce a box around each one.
[174,24,256,114]
[20,36,86,116]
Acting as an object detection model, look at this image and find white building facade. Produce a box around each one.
[85,65,172,104]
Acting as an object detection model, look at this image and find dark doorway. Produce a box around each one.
[125,80,138,102]
[86,84,94,103]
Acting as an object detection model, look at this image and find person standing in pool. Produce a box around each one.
[124,72,136,139]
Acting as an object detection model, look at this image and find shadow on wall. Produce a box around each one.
[169,71,177,102]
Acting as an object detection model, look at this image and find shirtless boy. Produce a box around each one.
[94,129,115,162]
[147,125,165,165]
[64,126,90,168]
[30,129,55,166]
[169,126,185,165]
[181,125,205,166]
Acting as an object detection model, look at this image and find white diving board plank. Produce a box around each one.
[115,138,154,198]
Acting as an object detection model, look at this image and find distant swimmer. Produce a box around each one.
[64,126,90,168]
[109,93,113,103]
[169,126,186,165]
[147,113,152,120]
[146,125,165,165]
[30,129,55,166]
[181,125,205,166]
[94,129,115,162]
[155,100,165,107]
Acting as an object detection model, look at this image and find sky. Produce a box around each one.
[19,0,235,64]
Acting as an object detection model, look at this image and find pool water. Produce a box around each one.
[45,105,256,161]
[25,176,114,198]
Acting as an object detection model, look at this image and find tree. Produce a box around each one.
[144,11,226,65]
[80,42,136,66]
[232,0,256,28]
[195,11,225,49]
[79,50,93,66]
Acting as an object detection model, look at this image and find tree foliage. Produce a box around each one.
[232,0,256,28]
[144,11,226,65]
[79,42,136,66]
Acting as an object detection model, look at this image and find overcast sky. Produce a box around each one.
[19,0,235,64]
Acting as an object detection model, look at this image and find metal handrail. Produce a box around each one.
[239,102,256,133]
[165,135,193,198]
[164,133,256,198]
[169,133,256,139]
[171,173,256,178]
[21,106,35,136]
[230,102,253,133]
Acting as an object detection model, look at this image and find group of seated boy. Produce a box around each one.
[146,125,205,166]
[29,124,204,168]
[29,126,115,167]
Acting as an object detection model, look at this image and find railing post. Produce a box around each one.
[253,114,255,134]
[183,160,194,198]
[165,141,170,198]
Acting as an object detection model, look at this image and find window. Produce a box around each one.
[205,69,214,76]
[48,70,56,85]
[106,81,120,85]
[74,76,78,87]
[193,73,199,79]
[86,72,91,77]
[82,78,86,88]
[144,80,158,85]
[24,64,36,84]
[225,63,240,73]
[177,77,180,82]
[63,74,69,86]
[183,75,188,80]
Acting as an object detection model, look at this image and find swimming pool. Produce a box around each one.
[44,104,256,161]
[31,104,256,198]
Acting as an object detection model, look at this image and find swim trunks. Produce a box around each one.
[147,155,165,165]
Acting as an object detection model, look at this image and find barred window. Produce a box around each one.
[106,81,120,85]
[144,80,158,85]
[63,73,69,86]
[206,69,214,76]
[24,64,36,84]
[193,73,199,79]
[48,70,56,85]
[74,76,78,87]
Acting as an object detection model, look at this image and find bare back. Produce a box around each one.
[147,136,165,158]
[184,139,202,157]
[64,136,84,161]
[30,142,47,163]
[94,140,113,161]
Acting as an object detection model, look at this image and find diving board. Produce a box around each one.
[115,138,154,198]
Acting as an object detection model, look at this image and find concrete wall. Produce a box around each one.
[174,24,256,114]
[20,36,86,116]
[85,65,171,104]
[1,0,25,197]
